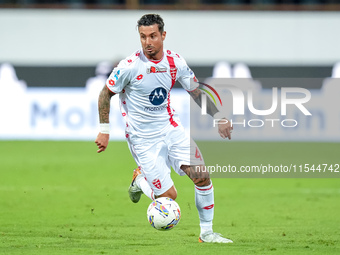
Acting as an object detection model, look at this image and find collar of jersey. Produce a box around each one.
[144,51,164,65]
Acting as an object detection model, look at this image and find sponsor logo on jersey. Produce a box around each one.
[149,87,167,106]
[147,66,167,74]
[136,74,143,80]
[114,69,120,77]
[144,104,167,112]
[108,69,120,86]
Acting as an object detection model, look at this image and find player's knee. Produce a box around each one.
[169,190,177,200]
[169,187,177,200]
[158,186,177,200]
[189,165,211,187]
[193,177,211,187]
[158,192,177,200]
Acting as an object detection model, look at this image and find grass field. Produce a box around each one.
[0,141,339,255]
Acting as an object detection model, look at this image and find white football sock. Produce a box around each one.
[136,176,155,201]
[195,182,214,236]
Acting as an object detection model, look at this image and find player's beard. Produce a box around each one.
[144,47,161,59]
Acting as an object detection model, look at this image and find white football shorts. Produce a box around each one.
[128,125,204,196]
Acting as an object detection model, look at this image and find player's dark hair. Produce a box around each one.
[137,14,165,34]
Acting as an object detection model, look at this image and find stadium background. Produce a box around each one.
[1,5,340,140]
[1,3,340,88]
[0,2,339,255]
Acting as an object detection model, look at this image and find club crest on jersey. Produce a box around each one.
[147,66,167,74]
[149,87,167,106]
[170,67,177,80]
[152,179,162,189]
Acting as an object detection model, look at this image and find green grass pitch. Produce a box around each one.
[0,141,339,255]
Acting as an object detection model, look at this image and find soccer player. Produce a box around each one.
[95,14,233,243]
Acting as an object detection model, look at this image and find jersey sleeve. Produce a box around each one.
[106,59,132,94]
[176,56,199,92]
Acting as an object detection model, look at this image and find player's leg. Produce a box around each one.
[181,163,232,243]
[127,141,155,202]
[156,185,177,200]
[165,126,214,237]
[128,139,175,201]
[129,167,177,201]
[180,164,215,237]
[129,166,155,202]
[167,126,232,243]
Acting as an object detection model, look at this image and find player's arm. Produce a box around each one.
[188,88,218,117]
[188,87,233,140]
[95,86,116,153]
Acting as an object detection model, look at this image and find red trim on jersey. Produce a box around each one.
[186,87,199,93]
[150,60,162,64]
[166,55,178,128]
[149,59,162,64]
[148,53,164,64]
[105,83,116,95]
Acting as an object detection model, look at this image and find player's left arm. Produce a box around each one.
[188,88,218,117]
[188,87,233,140]
[175,54,232,139]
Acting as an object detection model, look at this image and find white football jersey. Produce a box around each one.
[106,49,198,140]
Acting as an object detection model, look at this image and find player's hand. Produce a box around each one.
[218,119,233,140]
[95,133,110,153]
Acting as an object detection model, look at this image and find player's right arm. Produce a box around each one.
[94,54,134,153]
[95,86,115,153]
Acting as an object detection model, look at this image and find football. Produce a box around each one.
[147,197,181,231]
